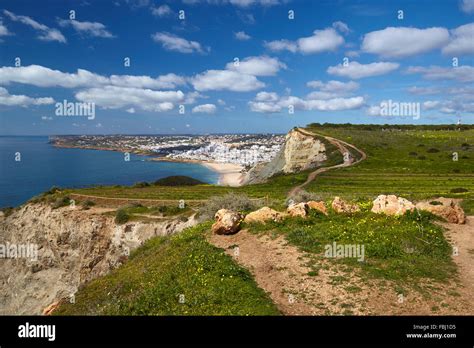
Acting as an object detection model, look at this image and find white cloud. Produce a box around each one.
[327,61,399,79]
[248,91,365,113]
[265,27,344,54]
[305,80,359,100]
[461,0,474,13]
[406,65,474,82]
[126,107,136,113]
[249,101,283,113]
[264,39,297,53]
[192,103,216,113]
[191,69,265,92]
[226,56,286,76]
[332,21,350,34]
[3,10,66,43]
[361,27,449,58]
[423,100,441,110]
[234,31,251,40]
[443,23,474,56]
[0,87,54,106]
[306,80,359,93]
[151,32,206,53]
[0,65,186,89]
[255,91,279,102]
[0,21,11,36]
[366,105,381,116]
[58,19,114,38]
[407,86,442,95]
[151,4,173,17]
[75,86,183,112]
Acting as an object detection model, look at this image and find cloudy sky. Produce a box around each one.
[0,0,473,135]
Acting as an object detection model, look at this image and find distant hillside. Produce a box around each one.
[154,176,205,186]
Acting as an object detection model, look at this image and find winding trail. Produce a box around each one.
[288,128,367,197]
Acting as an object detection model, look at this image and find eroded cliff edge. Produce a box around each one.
[0,203,196,314]
[243,128,327,184]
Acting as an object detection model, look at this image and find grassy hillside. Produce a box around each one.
[54,223,280,315]
[304,124,474,213]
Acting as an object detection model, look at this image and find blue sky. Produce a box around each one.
[0,0,473,135]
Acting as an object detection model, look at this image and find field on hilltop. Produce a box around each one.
[58,124,474,213]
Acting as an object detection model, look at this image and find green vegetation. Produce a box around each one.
[54,223,280,315]
[154,175,205,186]
[245,206,456,287]
[115,209,130,224]
[197,193,258,220]
[304,124,474,213]
[52,196,72,209]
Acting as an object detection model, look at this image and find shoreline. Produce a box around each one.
[52,142,246,187]
[200,162,246,187]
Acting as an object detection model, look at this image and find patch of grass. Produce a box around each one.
[248,209,456,287]
[53,223,280,315]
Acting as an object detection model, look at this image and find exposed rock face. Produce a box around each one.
[371,195,415,216]
[0,203,197,315]
[212,209,242,235]
[307,201,328,215]
[244,129,327,184]
[244,207,286,224]
[287,203,309,218]
[416,198,466,224]
[331,197,360,214]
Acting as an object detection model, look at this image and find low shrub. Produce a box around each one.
[450,187,468,193]
[198,193,257,221]
[287,189,321,204]
[52,196,71,209]
[115,209,130,224]
[427,148,440,153]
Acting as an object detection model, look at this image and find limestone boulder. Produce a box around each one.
[287,202,308,218]
[244,207,286,224]
[331,197,360,214]
[416,198,466,224]
[306,201,328,215]
[212,209,243,235]
[371,195,415,216]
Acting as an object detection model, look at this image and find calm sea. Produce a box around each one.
[0,136,218,208]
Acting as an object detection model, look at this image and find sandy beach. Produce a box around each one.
[201,162,245,187]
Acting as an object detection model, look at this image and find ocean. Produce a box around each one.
[0,136,219,208]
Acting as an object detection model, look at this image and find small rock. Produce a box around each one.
[331,197,360,214]
[42,301,60,316]
[244,207,286,224]
[371,195,415,216]
[416,197,466,224]
[212,209,242,235]
[287,203,308,218]
[306,201,328,215]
